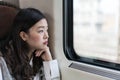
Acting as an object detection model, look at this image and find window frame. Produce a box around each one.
[63,0,120,71]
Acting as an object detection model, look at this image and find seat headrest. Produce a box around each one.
[0,1,20,39]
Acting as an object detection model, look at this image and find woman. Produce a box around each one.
[0,8,60,80]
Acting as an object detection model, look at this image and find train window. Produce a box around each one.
[74,0,120,63]
[64,0,120,70]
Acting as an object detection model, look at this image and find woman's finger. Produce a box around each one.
[35,50,44,57]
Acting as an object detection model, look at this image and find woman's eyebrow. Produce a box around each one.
[37,26,45,28]
[37,26,48,29]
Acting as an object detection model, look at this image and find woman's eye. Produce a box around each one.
[38,30,44,33]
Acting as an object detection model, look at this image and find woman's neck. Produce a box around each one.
[28,49,35,60]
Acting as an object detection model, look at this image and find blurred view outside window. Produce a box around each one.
[74,0,120,63]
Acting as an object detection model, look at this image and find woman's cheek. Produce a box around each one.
[31,35,42,42]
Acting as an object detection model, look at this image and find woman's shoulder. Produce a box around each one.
[0,53,5,64]
[0,51,4,64]
[0,51,13,80]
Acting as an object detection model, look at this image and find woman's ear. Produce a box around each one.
[19,31,28,41]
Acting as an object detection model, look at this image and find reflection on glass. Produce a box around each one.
[74,0,120,63]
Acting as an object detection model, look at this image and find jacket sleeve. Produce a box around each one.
[0,64,3,80]
[0,57,14,80]
[43,60,60,80]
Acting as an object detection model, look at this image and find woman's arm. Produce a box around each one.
[43,60,60,80]
[35,46,60,80]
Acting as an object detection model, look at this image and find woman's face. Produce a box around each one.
[25,19,49,50]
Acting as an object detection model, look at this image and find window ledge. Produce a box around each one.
[69,62,120,80]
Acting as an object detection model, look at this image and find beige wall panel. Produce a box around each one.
[3,0,19,7]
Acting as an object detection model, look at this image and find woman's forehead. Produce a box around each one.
[34,19,48,28]
[30,19,48,30]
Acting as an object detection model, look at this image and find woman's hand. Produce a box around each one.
[35,46,52,61]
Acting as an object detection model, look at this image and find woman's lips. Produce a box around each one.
[43,41,48,45]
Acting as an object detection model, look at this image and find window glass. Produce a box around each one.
[74,0,120,63]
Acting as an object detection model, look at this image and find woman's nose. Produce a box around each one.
[44,32,49,39]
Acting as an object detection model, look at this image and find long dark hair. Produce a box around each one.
[4,8,46,80]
